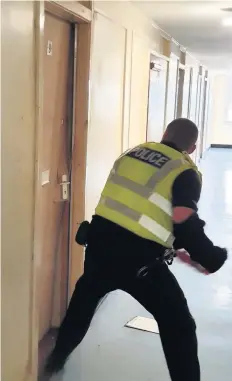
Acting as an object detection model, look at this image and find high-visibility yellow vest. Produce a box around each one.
[95,142,201,248]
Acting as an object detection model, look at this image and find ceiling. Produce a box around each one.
[135,0,232,71]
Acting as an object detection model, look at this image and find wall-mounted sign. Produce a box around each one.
[41,169,50,186]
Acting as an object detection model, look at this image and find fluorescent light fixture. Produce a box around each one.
[222,17,232,27]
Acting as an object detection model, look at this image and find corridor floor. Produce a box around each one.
[59,148,232,381]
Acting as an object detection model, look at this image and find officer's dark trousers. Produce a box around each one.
[52,217,200,381]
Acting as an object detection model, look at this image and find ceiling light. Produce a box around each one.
[222,17,232,27]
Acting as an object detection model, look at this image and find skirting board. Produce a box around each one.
[125,316,159,334]
[211,144,232,149]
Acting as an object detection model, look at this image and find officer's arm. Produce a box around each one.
[172,170,227,273]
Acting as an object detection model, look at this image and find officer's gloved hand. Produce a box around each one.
[176,249,209,274]
[204,246,228,273]
[176,247,228,274]
[173,213,228,274]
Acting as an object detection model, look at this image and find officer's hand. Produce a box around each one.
[189,246,228,274]
[208,246,228,273]
[176,250,209,275]
[173,212,228,273]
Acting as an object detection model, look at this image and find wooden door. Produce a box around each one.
[39,12,74,341]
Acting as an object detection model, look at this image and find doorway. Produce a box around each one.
[176,66,184,118]
[165,54,179,126]
[33,2,91,379]
[195,69,204,162]
[181,66,191,119]
[38,10,75,372]
[199,75,209,158]
[147,55,168,142]
[188,67,198,162]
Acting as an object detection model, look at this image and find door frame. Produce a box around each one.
[146,53,169,141]
[199,74,209,158]
[150,50,170,134]
[164,52,179,126]
[31,1,92,379]
[174,58,180,118]
[187,67,193,119]
[176,64,185,118]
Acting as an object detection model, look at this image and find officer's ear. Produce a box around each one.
[187,144,196,154]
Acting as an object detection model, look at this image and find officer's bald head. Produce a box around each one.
[162,118,198,153]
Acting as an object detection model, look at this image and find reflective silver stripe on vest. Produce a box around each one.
[102,197,141,221]
[109,173,172,216]
[109,158,184,200]
[101,197,174,245]
[139,215,174,246]
[109,173,150,198]
[145,158,184,188]
[148,193,172,216]
[105,155,184,246]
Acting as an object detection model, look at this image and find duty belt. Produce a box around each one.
[136,248,176,278]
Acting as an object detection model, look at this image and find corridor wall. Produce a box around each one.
[85,0,164,220]
[208,74,232,146]
[2,2,36,381]
[1,2,211,380]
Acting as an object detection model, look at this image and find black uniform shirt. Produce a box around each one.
[162,141,201,211]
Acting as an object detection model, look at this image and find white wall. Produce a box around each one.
[85,1,163,220]
[1,2,209,380]
[208,74,232,145]
[2,1,36,380]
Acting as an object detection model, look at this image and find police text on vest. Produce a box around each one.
[126,147,170,169]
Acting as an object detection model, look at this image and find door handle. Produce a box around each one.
[60,174,70,201]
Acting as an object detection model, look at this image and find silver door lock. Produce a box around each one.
[60,174,70,201]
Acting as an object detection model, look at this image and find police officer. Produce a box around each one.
[46,118,227,381]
